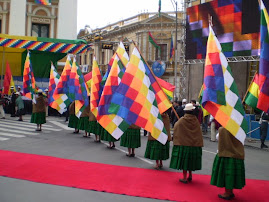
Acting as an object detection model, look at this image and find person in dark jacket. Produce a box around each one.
[260,111,269,149]
[172,101,184,127]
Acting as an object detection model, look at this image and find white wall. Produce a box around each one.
[9,0,27,35]
[57,0,77,40]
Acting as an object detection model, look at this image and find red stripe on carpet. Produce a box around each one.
[0,150,268,201]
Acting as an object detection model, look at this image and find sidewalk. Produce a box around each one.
[202,131,269,151]
[170,127,269,151]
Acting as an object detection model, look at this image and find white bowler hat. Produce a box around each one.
[196,101,200,106]
[182,98,187,103]
[15,92,20,95]
[38,89,43,93]
[184,103,195,111]
[45,89,49,92]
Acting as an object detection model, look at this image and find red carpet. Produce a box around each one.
[0,150,268,202]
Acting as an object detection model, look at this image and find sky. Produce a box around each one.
[77,0,181,33]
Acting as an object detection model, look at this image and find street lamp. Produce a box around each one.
[171,0,178,100]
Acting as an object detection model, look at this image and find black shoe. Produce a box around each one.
[218,194,234,200]
[179,179,188,184]
[261,143,268,149]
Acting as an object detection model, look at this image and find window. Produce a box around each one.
[101,52,105,64]
[90,54,93,66]
[84,54,87,65]
[155,44,167,61]
[32,23,49,37]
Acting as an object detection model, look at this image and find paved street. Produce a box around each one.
[0,115,268,202]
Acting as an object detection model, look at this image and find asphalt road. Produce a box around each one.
[0,115,268,202]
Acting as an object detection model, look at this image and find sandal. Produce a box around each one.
[154,165,160,170]
[187,177,192,182]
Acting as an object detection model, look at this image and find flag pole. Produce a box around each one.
[132,40,180,121]
[242,71,257,103]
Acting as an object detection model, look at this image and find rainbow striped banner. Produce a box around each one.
[0,37,91,54]
[35,0,51,6]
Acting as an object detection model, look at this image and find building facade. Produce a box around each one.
[0,0,77,40]
[78,12,184,98]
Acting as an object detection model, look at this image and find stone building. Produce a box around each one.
[78,11,184,98]
[0,0,77,39]
[78,0,257,103]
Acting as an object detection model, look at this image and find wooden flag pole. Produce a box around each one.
[132,40,180,121]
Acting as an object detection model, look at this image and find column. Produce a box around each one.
[9,0,27,35]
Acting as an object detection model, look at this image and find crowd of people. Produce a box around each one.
[1,88,268,200]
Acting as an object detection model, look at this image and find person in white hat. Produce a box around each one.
[170,103,203,183]
[182,98,187,108]
[17,86,23,95]
[31,89,46,131]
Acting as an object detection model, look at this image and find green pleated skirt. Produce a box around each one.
[100,127,117,142]
[68,114,79,129]
[210,154,245,189]
[169,145,202,171]
[86,121,98,134]
[120,128,141,148]
[144,140,170,160]
[30,112,46,124]
[77,117,89,131]
[96,122,102,136]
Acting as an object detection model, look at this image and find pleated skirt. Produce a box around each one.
[100,127,117,142]
[77,117,89,131]
[144,140,170,160]
[120,128,141,148]
[30,112,46,124]
[210,154,245,189]
[169,145,202,171]
[86,121,98,134]
[68,114,79,129]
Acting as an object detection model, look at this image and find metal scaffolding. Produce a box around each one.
[177,0,260,100]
